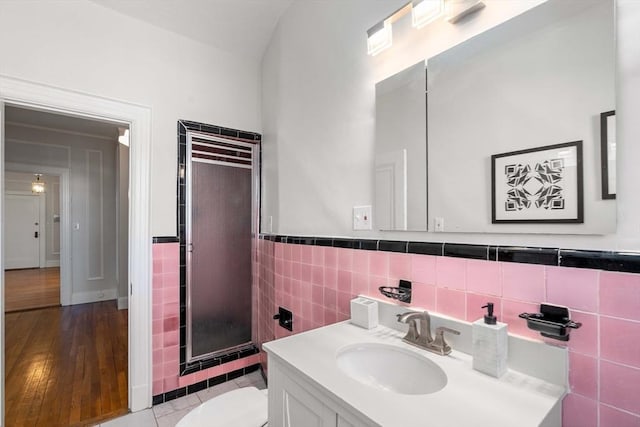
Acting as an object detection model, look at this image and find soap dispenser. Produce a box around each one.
[472,302,508,378]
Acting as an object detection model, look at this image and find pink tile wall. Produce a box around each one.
[257,241,640,427]
[152,242,180,395]
[152,242,263,396]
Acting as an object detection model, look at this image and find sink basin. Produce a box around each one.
[336,343,447,395]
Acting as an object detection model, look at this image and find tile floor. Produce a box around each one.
[96,370,267,427]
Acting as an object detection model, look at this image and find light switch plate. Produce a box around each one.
[353,205,372,230]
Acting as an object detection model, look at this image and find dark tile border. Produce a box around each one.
[444,243,489,260]
[358,239,379,251]
[496,246,559,266]
[258,234,640,274]
[378,240,408,253]
[152,363,262,405]
[179,344,259,377]
[179,120,261,142]
[559,249,640,273]
[408,242,443,256]
[176,120,262,377]
[153,236,180,244]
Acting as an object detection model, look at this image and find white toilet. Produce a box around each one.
[176,386,268,427]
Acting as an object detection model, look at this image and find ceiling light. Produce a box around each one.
[367,20,393,56]
[32,174,45,194]
[412,0,444,29]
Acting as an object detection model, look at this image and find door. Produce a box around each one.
[186,132,257,361]
[375,149,407,230]
[4,194,40,269]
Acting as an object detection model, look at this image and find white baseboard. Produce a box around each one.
[71,288,117,305]
[130,383,151,412]
[45,260,60,268]
[117,296,129,310]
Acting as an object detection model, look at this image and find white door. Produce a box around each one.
[4,194,40,269]
[375,149,407,230]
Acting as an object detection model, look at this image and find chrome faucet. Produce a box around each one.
[397,311,433,346]
[397,311,460,356]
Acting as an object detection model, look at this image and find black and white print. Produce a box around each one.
[492,141,583,223]
[504,158,565,212]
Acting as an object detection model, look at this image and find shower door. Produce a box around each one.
[186,131,258,362]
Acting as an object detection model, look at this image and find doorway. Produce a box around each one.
[4,171,61,312]
[3,106,130,425]
[0,75,153,426]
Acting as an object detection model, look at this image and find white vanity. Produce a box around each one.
[263,299,567,427]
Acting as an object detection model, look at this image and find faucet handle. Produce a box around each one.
[432,327,460,355]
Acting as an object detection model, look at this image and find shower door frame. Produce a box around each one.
[185,130,260,364]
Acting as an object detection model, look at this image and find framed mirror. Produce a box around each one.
[428,0,615,234]
[600,110,616,200]
[374,0,615,235]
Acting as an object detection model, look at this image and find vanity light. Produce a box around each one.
[444,0,485,24]
[32,174,45,194]
[367,20,393,56]
[412,0,444,29]
[367,3,412,56]
[367,0,485,55]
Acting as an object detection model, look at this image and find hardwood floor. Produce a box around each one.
[5,301,128,427]
[4,267,60,312]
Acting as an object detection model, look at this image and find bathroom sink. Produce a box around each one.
[336,343,447,395]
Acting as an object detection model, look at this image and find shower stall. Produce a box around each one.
[183,127,259,363]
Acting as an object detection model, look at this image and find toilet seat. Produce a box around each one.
[176,386,268,427]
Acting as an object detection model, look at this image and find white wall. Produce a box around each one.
[5,124,118,304]
[0,0,262,237]
[261,0,640,251]
[262,0,396,236]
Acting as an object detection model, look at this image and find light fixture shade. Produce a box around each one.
[32,174,45,194]
[367,20,393,56]
[444,0,485,24]
[412,0,444,29]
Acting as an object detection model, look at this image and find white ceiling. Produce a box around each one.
[89,0,295,60]
[5,106,122,140]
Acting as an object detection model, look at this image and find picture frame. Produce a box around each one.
[491,141,583,223]
[600,110,616,200]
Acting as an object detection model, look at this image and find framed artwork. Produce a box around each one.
[491,141,583,223]
[600,110,616,200]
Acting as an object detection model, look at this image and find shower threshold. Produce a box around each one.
[181,342,260,376]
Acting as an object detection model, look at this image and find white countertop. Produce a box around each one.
[263,321,565,427]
